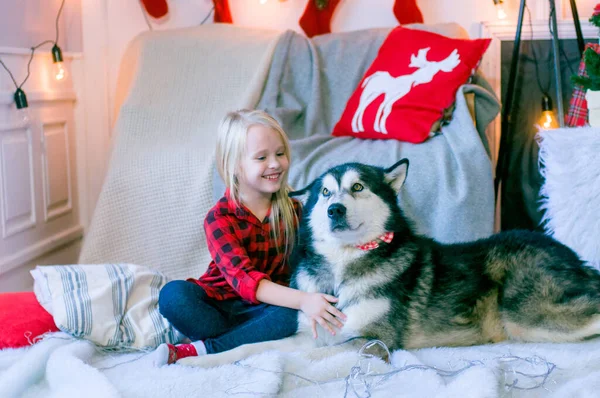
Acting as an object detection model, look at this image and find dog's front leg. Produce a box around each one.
[178,333,313,368]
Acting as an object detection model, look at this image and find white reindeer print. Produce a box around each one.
[351,47,461,135]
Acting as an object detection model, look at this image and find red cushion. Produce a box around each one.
[0,292,59,349]
[332,27,491,143]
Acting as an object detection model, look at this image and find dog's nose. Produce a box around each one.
[327,203,346,219]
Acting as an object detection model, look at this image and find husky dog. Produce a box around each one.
[182,159,600,368]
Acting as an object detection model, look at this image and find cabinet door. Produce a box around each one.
[0,101,82,276]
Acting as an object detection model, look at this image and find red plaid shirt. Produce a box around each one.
[189,189,300,304]
[566,43,600,127]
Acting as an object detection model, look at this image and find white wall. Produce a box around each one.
[0,0,82,51]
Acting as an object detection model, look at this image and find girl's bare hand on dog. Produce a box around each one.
[300,293,346,338]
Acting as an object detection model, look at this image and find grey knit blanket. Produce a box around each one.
[215,26,499,242]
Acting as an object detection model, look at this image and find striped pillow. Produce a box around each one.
[31,264,184,349]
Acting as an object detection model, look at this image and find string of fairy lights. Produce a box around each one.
[0,0,68,121]
[2,0,217,123]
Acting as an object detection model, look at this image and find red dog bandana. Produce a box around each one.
[356,232,394,251]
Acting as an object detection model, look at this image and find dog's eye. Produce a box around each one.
[351,183,364,192]
[322,188,331,197]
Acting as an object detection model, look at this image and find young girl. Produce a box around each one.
[151,109,346,365]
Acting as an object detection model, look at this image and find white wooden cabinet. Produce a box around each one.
[0,50,83,290]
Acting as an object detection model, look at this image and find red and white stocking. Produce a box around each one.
[394,0,424,25]
[140,0,169,19]
[299,0,341,38]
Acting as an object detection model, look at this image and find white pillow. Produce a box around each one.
[31,263,184,349]
[31,268,53,314]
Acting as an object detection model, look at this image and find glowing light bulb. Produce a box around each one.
[493,0,507,20]
[538,95,559,129]
[51,44,68,82]
[53,61,67,81]
[539,110,558,129]
[260,0,267,4]
[496,4,507,19]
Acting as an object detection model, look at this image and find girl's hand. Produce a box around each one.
[299,293,347,339]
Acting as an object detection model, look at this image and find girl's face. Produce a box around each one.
[238,124,289,201]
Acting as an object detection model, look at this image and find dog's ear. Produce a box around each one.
[288,184,312,205]
[384,159,409,193]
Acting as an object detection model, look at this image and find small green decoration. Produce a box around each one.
[315,0,328,10]
[571,47,600,91]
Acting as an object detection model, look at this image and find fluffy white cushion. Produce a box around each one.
[538,127,600,268]
[30,264,183,349]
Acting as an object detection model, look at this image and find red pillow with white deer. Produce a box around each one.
[332,27,491,143]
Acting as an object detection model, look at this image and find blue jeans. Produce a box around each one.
[158,280,299,354]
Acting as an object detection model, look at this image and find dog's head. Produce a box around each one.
[290,159,409,247]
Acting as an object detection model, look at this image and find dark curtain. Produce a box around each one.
[500,38,594,231]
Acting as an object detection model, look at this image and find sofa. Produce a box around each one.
[9,23,597,398]
[79,22,498,283]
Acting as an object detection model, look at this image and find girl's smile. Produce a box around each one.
[263,172,281,181]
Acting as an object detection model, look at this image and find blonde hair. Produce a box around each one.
[216,109,297,256]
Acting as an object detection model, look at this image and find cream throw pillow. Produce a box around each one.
[31,264,183,349]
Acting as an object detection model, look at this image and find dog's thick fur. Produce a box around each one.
[181,159,600,368]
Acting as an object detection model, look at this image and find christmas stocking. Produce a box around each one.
[213,0,233,23]
[299,0,341,38]
[140,0,169,19]
[394,0,424,25]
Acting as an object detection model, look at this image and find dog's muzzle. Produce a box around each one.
[328,203,349,231]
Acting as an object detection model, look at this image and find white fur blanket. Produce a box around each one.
[2,332,600,397]
[538,127,600,269]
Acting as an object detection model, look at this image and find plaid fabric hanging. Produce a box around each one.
[566,43,600,127]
